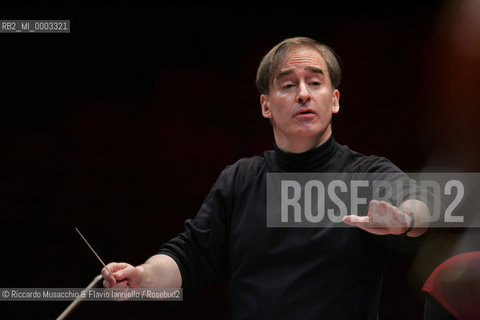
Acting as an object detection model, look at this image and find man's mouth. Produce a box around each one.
[294,108,316,117]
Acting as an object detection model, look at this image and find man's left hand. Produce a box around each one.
[342,200,411,235]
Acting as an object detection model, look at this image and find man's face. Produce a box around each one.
[260,47,340,147]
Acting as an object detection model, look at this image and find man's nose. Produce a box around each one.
[296,82,310,104]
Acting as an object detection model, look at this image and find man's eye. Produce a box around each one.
[282,84,295,89]
[311,81,321,86]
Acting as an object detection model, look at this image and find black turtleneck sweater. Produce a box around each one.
[159,136,420,320]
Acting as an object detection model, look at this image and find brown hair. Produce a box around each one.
[255,37,342,94]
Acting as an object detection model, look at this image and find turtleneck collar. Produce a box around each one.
[272,135,338,172]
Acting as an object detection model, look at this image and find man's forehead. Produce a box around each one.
[281,47,327,70]
[275,47,327,79]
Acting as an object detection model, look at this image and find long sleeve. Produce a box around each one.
[158,167,232,293]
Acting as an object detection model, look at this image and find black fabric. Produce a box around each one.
[159,136,422,320]
[424,294,456,320]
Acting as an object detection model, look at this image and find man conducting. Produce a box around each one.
[102,37,430,319]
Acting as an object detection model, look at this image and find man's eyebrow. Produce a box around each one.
[306,67,324,75]
[275,69,293,80]
[275,67,325,81]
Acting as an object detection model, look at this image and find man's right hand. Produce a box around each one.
[101,254,182,291]
[102,262,143,289]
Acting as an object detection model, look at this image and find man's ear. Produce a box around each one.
[332,89,340,114]
[260,94,272,119]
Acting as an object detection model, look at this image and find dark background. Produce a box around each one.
[1,0,480,319]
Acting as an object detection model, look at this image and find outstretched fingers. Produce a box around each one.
[342,214,370,227]
[343,200,405,235]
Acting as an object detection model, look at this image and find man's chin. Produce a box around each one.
[291,124,331,141]
[293,125,323,137]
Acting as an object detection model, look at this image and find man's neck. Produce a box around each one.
[274,130,332,153]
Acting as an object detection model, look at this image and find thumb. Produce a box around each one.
[114,265,141,287]
[114,266,134,281]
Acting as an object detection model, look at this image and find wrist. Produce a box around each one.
[400,210,415,236]
[136,264,147,287]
